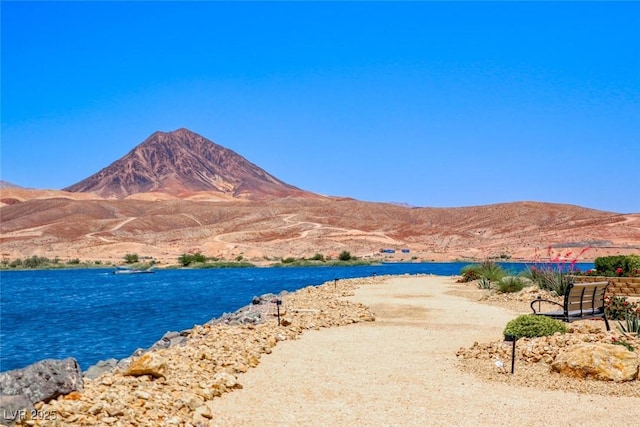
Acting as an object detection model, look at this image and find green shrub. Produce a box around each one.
[497,276,526,293]
[282,257,296,264]
[503,314,567,339]
[23,256,52,268]
[338,251,352,261]
[310,253,325,262]
[178,252,207,266]
[594,255,640,276]
[124,253,139,264]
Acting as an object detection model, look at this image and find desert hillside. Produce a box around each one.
[1,190,638,264]
[2,129,638,264]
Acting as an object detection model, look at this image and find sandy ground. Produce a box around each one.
[209,276,639,426]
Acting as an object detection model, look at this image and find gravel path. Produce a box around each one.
[209,276,640,426]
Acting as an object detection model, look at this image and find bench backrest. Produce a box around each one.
[564,281,609,314]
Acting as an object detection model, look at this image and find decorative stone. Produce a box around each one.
[551,343,639,381]
[123,353,167,379]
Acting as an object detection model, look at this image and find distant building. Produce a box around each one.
[401,248,410,253]
[380,248,396,254]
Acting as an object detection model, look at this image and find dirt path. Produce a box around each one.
[208,276,640,426]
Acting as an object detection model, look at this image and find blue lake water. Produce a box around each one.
[0,262,592,372]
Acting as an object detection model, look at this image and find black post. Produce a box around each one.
[505,334,517,374]
[511,338,516,374]
[276,299,282,326]
[334,278,337,290]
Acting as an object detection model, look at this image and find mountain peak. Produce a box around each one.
[64,129,316,200]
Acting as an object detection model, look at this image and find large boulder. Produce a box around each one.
[0,394,33,425]
[0,358,83,404]
[0,358,83,424]
[551,343,639,382]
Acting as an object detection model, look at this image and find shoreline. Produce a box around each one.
[10,274,386,426]
[6,267,460,374]
[0,258,598,273]
[4,273,639,426]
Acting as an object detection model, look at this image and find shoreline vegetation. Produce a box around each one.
[0,256,600,272]
[0,251,387,271]
[0,259,380,271]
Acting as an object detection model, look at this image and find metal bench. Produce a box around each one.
[530,281,610,330]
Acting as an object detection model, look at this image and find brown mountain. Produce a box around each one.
[63,128,317,200]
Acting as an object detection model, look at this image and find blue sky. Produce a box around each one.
[2,2,639,213]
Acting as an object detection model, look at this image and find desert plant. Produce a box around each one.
[503,314,567,339]
[338,251,352,261]
[476,261,507,282]
[617,311,640,337]
[525,246,591,296]
[461,261,507,284]
[526,267,571,297]
[459,264,481,282]
[477,277,492,289]
[605,295,639,321]
[497,276,526,293]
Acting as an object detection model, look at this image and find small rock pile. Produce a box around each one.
[456,321,640,395]
[7,276,380,427]
[457,322,617,364]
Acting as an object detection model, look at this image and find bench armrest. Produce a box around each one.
[530,297,563,314]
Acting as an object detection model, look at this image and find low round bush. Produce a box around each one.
[503,314,567,339]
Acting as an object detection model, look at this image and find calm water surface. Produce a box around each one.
[0,262,591,372]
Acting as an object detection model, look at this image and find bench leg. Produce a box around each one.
[604,316,610,331]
